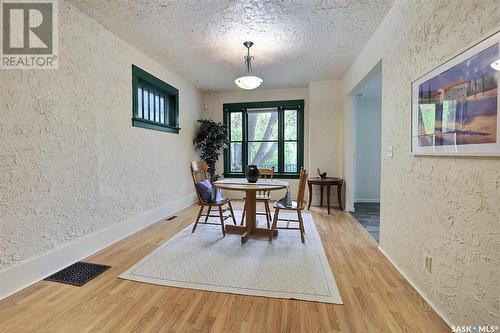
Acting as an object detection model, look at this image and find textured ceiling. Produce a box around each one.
[68,0,394,92]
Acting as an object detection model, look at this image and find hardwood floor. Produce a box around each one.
[0,201,450,332]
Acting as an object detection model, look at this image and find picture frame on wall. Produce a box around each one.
[411,31,500,156]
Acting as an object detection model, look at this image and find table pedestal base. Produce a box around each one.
[213,184,286,243]
[225,225,278,243]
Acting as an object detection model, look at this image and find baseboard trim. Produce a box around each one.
[354,199,380,203]
[0,193,197,301]
[377,246,452,329]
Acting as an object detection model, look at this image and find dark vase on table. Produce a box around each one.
[246,165,260,183]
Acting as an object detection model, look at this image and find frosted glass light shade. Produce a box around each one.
[235,75,263,90]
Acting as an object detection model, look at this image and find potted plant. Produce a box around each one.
[193,119,229,182]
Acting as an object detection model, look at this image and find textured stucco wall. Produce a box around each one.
[308,80,344,206]
[344,0,499,326]
[0,1,202,271]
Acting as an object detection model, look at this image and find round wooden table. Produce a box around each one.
[307,177,344,214]
[214,179,287,243]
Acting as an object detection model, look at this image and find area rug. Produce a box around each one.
[119,211,343,304]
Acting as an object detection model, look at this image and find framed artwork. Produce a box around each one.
[411,31,500,156]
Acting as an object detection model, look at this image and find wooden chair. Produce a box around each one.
[269,168,308,243]
[190,161,236,236]
[240,168,274,228]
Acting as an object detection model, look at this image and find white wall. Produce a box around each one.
[308,80,344,207]
[0,0,202,297]
[202,81,344,205]
[355,97,381,202]
[342,0,500,327]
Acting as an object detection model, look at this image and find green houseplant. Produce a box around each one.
[193,119,229,182]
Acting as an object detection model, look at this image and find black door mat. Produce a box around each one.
[44,262,111,286]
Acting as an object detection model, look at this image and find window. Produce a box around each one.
[224,100,304,178]
[132,65,180,133]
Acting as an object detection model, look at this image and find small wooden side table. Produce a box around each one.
[307,177,344,214]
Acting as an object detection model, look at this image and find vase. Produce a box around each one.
[246,165,260,183]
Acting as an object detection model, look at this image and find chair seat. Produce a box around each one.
[243,194,272,201]
[203,197,231,206]
[274,200,303,210]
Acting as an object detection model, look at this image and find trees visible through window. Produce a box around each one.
[247,107,279,170]
[224,100,304,178]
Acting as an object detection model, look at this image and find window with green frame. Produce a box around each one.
[223,100,304,178]
[132,65,180,133]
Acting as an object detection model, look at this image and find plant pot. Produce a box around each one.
[246,165,260,183]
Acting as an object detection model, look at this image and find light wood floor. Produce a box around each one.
[0,201,450,332]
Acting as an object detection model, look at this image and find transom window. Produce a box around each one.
[132,65,180,133]
[224,100,304,178]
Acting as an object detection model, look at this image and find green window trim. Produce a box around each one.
[223,99,305,179]
[132,65,180,134]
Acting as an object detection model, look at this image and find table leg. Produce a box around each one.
[337,183,344,211]
[320,185,324,207]
[327,185,331,215]
[242,191,256,243]
[225,190,277,241]
[307,182,313,210]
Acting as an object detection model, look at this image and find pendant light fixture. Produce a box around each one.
[235,41,263,90]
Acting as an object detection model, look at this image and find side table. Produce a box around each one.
[307,177,344,214]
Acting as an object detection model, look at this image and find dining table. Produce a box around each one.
[213,178,288,243]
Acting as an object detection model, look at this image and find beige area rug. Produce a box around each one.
[119,211,343,304]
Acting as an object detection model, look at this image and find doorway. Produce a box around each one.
[351,64,382,242]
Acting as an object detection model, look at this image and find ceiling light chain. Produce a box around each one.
[235,41,263,90]
[244,41,254,73]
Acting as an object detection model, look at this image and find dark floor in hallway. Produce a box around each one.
[350,203,380,242]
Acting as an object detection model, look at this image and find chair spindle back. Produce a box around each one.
[190,161,210,204]
[258,168,275,197]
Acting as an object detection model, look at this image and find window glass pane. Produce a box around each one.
[248,141,278,169]
[230,112,242,141]
[143,87,149,119]
[155,94,160,122]
[165,96,170,125]
[160,96,165,123]
[137,86,143,118]
[149,91,155,121]
[230,142,242,172]
[284,109,297,140]
[247,108,278,141]
[284,142,298,173]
